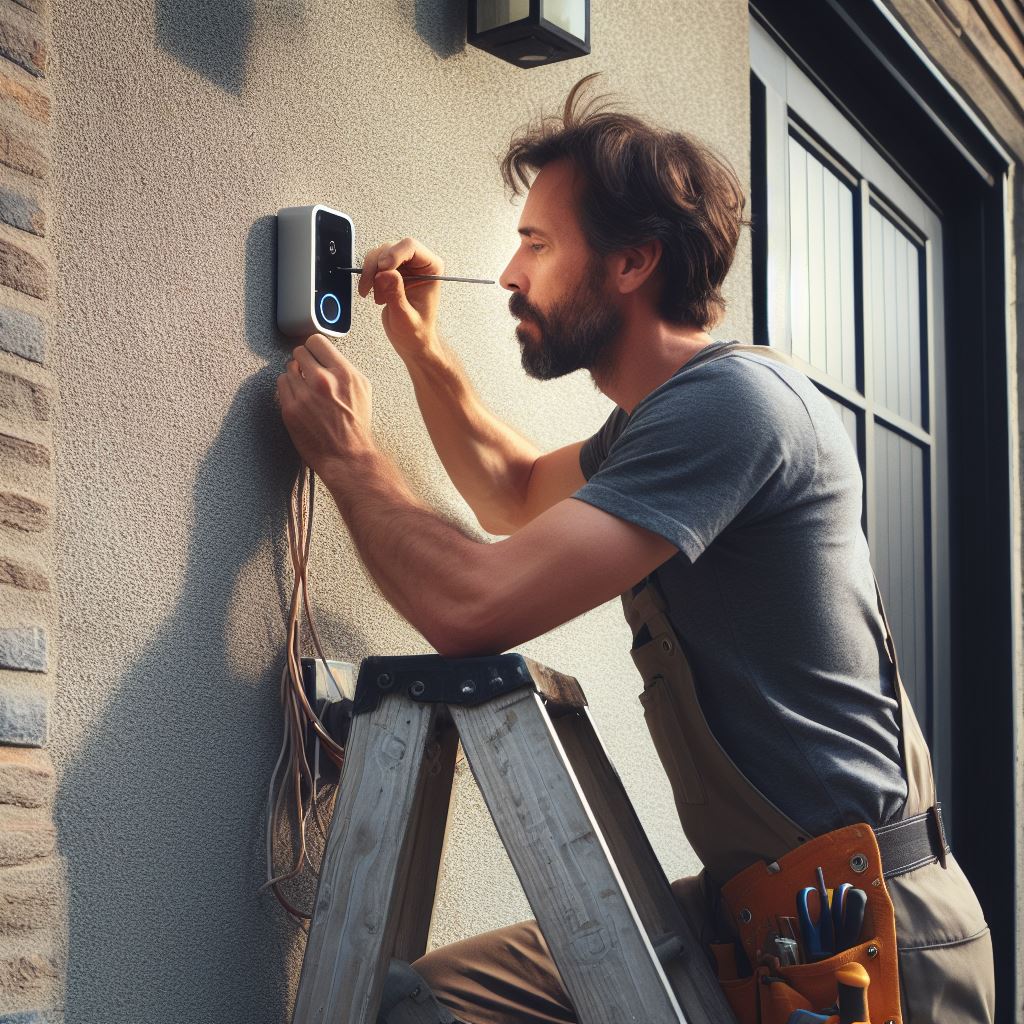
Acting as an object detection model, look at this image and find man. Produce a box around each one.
[277,76,994,1024]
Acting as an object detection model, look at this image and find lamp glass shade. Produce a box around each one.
[541,0,586,40]
[475,0,530,32]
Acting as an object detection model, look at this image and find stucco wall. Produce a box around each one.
[49,1,753,1020]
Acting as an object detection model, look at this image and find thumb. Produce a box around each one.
[377,269,419,322]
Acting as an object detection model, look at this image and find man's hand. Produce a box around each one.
[359,237,444,363]
[276,334,375,478]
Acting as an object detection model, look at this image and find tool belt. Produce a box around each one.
[710,806,950,1024]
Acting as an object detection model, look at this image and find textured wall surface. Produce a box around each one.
[49,1,752,1021]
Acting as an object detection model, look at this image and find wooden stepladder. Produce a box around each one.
[290,653,736,1024]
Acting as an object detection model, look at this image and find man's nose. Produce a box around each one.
[498,255,522,293]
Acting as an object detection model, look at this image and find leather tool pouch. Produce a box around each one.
[713,823,902,1024]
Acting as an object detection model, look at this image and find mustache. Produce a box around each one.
[508,293,540,322]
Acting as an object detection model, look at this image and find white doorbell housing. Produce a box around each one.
[277,205,354,338]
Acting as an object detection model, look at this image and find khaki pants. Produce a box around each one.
[411,876,718,1024]
[412,865,995,1024]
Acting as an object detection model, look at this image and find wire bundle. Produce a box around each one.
[260,465,347,923]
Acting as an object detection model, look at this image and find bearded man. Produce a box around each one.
[277,75,994,1024]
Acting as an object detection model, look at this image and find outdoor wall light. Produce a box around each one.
[468,0,590,68]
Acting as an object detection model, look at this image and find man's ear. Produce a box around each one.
[608,239,663,295]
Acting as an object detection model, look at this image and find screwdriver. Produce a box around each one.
[338,267,496,285]
[836,962,870,1024]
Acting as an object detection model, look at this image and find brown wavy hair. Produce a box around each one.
[500,73,750,330]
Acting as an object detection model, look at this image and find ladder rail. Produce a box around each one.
[390,716,460,963]
[552,707,738,1022]
[451,688,691,1024]
[290,694,440,1024]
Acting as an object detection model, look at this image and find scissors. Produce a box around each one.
[833,885,868,953]
[796,866,837,961]
[832,882,852,934]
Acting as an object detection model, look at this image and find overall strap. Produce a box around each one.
[655,341,939,818]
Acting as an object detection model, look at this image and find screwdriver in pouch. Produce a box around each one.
[836,962,870,1024]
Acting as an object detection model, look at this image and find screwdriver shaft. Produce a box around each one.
[338,267,495,285]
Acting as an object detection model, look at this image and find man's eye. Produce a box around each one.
[530,243,545,253]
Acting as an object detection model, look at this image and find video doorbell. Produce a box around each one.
[277,205,354,338]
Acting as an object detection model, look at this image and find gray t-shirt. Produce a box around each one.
[574,340,908,837]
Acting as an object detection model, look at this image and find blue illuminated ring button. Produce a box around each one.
[318,292,342,326]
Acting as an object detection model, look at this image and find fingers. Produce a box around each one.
[371,269,409,308]
[303,334,352,370]
[292,345,321,377]
[359,243,404,298]
[358,237,444,298]
[276,369,297,406]
[358,249,382,297]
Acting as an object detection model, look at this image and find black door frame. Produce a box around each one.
[749,0,1017,1012]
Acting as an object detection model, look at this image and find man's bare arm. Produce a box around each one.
[320,449,674,657]
[404,340,585,534]
[358,237,585,535]
[277,335,672,655]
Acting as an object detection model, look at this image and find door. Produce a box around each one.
[749,19,954,826]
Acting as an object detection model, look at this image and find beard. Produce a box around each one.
[508,256,624,381]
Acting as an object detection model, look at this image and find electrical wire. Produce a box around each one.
[259,464,349,921]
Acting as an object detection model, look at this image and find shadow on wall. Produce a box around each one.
[155,0,255,94]
[55,216,367,1023]
[415,0,466,58]
[155,0,462,94]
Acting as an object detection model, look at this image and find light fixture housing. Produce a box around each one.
[468,0,590,69]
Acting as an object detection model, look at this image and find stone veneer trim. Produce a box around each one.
[0,0,57,1016]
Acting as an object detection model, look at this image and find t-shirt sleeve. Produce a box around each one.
[572,362,811,563]
[579,406,631,481]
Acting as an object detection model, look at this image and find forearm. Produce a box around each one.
[319,448,493,655]
[404,337,540,534]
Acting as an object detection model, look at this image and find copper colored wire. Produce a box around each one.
[261,465,348,920]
